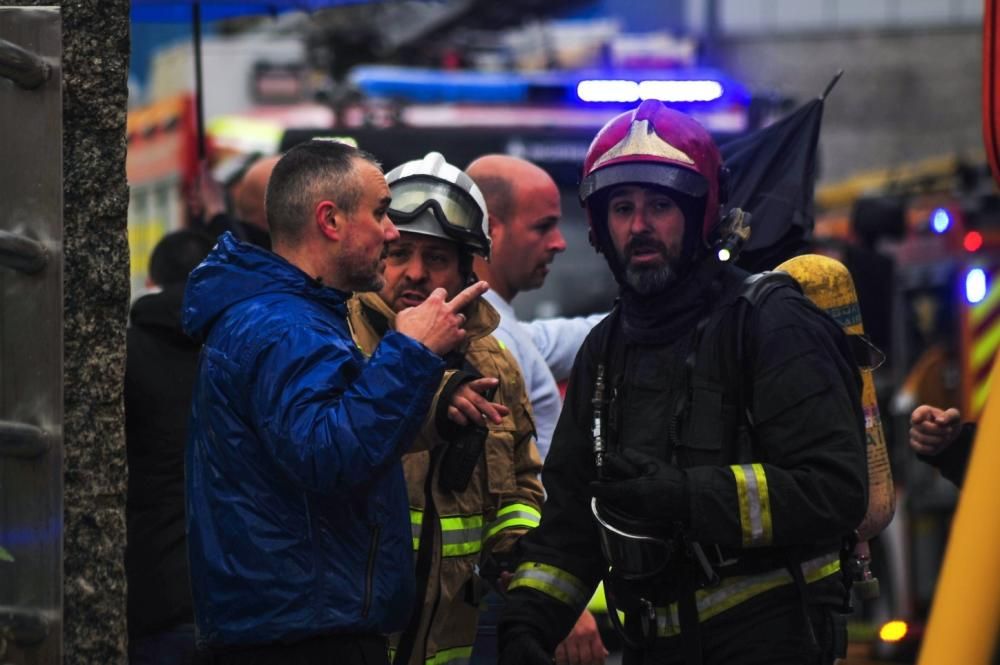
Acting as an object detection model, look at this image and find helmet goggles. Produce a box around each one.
[388,175,489,256]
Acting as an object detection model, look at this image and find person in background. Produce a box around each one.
[188,155,278,249]
[182,139,489,665]
[909,404,976,487]
[466,154,608,665]
[466,154,605,456]
[125,229,216,665]
[348,151,543,665]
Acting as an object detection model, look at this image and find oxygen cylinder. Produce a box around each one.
[775,254,895,540]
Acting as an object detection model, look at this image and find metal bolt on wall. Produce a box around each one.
[0,6,64,664]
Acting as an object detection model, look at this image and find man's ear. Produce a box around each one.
[487,214,502,239]
[316,201,340,241]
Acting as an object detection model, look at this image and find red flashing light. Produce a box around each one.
[964,231,984,252]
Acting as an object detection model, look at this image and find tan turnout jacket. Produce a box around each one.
[348,292,544,665]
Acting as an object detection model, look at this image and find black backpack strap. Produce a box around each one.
[688,271,800,465]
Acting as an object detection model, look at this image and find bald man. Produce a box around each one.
[466,155,604,459]
[232,155,281,235]
[191,155,275,249]
[466,155,607,665]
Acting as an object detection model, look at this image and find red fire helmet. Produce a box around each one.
[580,99,724,246]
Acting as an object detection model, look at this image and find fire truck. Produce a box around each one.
[814,156,1000,661]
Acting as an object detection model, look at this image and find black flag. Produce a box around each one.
[720,96,827,272]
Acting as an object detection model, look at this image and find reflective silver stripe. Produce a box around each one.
[654,552,841,637]
[731,463,773,547]
[484,503,541,540]
[440,525,483,557]
[509,562,591,608]
[410,509,485,556]
[441,513,484,557]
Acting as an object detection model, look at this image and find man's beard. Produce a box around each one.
[342,248,385,293]
[620,238,679,295]
[624,262,677,294]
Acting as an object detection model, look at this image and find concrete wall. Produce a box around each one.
[715,25,983,185]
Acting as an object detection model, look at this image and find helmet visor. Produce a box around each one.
[581,162,708,203]
[389,176,484,237]
[591,498,674,580]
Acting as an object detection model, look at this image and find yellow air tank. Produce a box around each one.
[775,254,895,540]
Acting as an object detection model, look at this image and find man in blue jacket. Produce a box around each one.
[182,139,490,664]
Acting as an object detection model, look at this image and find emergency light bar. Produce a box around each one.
[577,79,725,103]
[350,66,748,110]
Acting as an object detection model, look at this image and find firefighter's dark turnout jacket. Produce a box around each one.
[501,263,868,662]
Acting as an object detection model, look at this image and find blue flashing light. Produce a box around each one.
[350,66,530,104]
[930,207,952,234]
[966,268,988,304]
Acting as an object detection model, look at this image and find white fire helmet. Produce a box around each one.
[385,152,490,259]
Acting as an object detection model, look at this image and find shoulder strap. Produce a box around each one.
[687,271,800,464]
[592,303,622,473]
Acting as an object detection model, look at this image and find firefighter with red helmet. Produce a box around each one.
[497,100,869,665]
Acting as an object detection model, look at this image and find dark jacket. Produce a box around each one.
[502,263,868,660]
[125,284,198,638]
[182,233,445,648]
[920,423,976,487]
[205,211,271,250]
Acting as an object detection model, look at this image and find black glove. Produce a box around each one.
[499,626,552,665]
[590,448,690,526]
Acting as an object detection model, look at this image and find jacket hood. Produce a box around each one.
[183,232,349,343]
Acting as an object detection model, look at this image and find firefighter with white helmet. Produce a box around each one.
[497,100,869,665]
[348,152,544,665]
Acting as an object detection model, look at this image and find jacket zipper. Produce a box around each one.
[362,525,380,618]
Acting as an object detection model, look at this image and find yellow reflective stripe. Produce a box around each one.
[509,561,591,608]
[752,464,772,545]
[497,503,541,519]
[426,646,473,665]
[410,510,485,556]
[970,274,1000,325]
[973,372,993,415]
[411,509,423,551]
[654,552,841,637]
[586,581,608,613]
[484,503,541,540]
[497,339,507,351]
[971,316,1000,370]
[440,514,484,531]
[441,514,484,557]
[731,463,773,547]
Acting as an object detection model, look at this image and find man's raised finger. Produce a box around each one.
[446,280,489,313]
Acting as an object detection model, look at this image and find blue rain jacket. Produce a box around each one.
[182,233,444,648]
